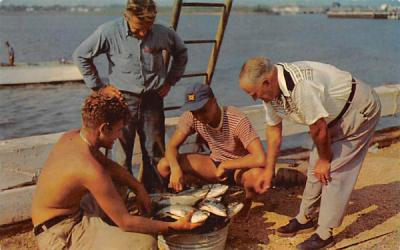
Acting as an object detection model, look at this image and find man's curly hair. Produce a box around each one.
[81,92,131,129]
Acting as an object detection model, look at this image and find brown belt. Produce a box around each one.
[33,212,82,236]
[328,78,357,128]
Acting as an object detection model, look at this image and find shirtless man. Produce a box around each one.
[31,92,201,250]
[157,83,265,215]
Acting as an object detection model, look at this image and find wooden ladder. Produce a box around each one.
[164,0,233,111]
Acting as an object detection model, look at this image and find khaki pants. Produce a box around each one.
[35,194,157,250]
[296,80,381,230]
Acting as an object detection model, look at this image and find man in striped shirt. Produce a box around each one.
[157,83,265,215]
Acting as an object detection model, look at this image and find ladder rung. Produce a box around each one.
[184,39,216,44]
[182,72,208,78]
[182,2,226,8]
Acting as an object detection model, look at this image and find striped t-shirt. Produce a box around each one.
[177,106,259,162]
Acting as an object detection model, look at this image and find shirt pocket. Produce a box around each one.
[142,49,163,72]
[112,53,135,73]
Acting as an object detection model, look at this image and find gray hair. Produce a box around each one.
[239,56,274,85]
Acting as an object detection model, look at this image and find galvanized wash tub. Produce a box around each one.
[158,223,230,250]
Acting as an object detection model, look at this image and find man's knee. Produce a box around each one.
[157,157,170,177]
[240,168,262,189]
[135,234,158,250]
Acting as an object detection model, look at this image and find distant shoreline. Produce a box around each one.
[0,5,323,16]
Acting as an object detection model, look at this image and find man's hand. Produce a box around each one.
[254,168,274,194]
[98,85,123,101]
[314,159,331,185]
[216,162,228,182]
[158,82,171,98]
[170,210,203,231]
[135,186,153,216]
[169,167,184,192]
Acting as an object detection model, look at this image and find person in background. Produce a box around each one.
[73,0,188,193]
[157,83,266,217]
[239,56,381,249]
[31,92,201,250]
[5,41,15,66]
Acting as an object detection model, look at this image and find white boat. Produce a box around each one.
[0,61,83,86]
[387,12,399,20]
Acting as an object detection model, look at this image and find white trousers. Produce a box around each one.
[296,80,381,229]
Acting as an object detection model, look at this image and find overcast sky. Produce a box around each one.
[0,0,399,7]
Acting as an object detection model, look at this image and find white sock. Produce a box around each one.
[295,214,310,224]
[316,226,332,240]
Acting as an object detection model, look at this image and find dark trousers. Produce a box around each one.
[120,91,165,193]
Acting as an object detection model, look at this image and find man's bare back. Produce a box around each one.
[31,92,201,250]
[31,129,97,226]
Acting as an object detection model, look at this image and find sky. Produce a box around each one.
[1,0,399,7]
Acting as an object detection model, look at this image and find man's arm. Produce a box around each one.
[165,130,189,192]
[254,122,282,194]
[91,150,151,215]
[218,138,265,171]
[92,150,143,192]
[164,28,188,86]
[72,27,109,90]
[309,118,332,185]
[83,159,200,234]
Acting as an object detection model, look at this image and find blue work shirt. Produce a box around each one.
[73,17,188,94]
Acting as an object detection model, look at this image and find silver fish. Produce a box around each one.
[203,184,229,199]
[227,202,244,218]
[177,188,209,198]
[199,199,227,217]
[149,193,174,202]
[156,205,194,218]
[156,205,209,223]
[191,210,210,223]
[157,195,202,207]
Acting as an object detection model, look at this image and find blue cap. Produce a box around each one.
[181,83,214,111]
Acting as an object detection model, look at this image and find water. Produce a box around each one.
[0,13,399,140]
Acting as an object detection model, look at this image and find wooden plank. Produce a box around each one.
[0,186,35,225]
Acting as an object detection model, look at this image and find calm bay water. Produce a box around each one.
[0,13,399,141]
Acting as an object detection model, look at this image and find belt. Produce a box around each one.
[33,212,80,236]
[120,90,142,97]
[328,78,357,128]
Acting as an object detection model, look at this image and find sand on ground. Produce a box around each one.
[1,143,399,250]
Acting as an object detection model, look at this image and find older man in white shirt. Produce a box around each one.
[239,57,381,250]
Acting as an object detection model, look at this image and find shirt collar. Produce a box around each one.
[123,18,131,38]
[276,64,291,97]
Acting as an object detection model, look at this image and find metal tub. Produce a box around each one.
[159,223,230,250]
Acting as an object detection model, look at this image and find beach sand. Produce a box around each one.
[1,142,399,250]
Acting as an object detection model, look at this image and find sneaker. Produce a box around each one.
[276,218,316,237]
[297,233,334,250]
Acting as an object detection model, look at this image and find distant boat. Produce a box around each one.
[327,10,399,20]
[387,12,399,20]
[0,61,83,86]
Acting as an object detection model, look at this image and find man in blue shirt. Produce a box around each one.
[73,0,188,193]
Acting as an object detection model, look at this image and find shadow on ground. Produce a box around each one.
[226,180,400,250]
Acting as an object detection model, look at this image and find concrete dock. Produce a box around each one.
[0,84,399,227]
